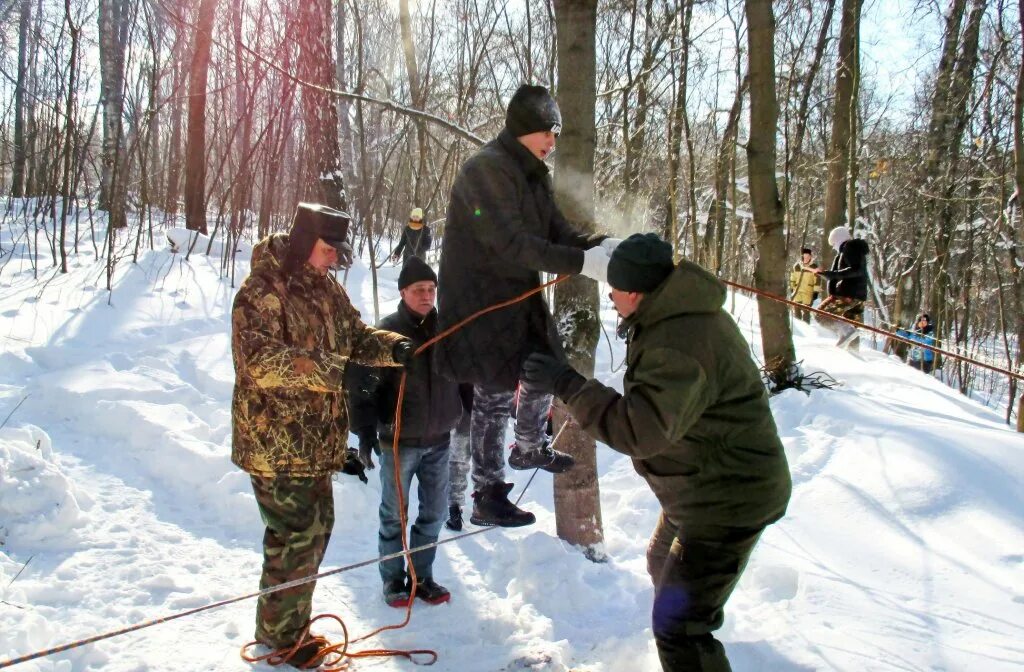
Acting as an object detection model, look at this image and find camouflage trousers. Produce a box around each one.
[815,296,865,347]
[647,513,763,671]
[250,475,335,649]
[448,407,473,507]
[470,381,552,491]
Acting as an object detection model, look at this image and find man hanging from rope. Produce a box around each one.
[434,84,618,527]
[231,203,414,669]
[523,233,792,672]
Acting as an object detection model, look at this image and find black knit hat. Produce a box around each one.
[607,233,675,293]
[285,202,351,273]
[505,85,562,138]
[398,256,437,290]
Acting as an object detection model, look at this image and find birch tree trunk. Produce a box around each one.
[98,0,129,229]
[10,0,31,198]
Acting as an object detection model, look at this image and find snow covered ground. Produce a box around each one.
[1,219,1022,671]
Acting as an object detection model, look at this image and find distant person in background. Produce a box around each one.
[788,247,820,323]
[392,207,432,263]
[231,203,412,668]
[814,226,870,350]
[897,313,936,374]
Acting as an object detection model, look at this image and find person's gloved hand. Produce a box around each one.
[358,432,379,470]
[341,448,368,483]
[580,246,610,283]
[392,340,415,367]
[600,238,623,255]
[522,352,586,399]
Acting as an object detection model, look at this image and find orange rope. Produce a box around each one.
[722,279,1024,383]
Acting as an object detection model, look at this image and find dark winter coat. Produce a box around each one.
[231,233,406,477]
[561,260,792,533]
[896,324,936,363]
[820,238,870,301]
[346,302,463,448]
[434,128,605,390]
[393,225,432,262]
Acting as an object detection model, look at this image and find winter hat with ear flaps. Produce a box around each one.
[285,202,351,274]
[607,233,675,293]
[505,85,562,138]
[398,256,437,291]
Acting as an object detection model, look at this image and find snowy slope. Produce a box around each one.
[0,223,1022,671]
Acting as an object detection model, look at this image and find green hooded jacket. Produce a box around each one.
[564,260,792,532]
[231,233,405,477]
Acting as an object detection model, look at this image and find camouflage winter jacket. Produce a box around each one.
[231,233,406,477]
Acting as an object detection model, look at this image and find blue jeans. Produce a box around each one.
[378,439,451,584]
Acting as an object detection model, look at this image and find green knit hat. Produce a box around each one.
[607,233,674,293]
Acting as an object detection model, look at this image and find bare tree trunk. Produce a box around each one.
[297,0,349,211]
[10,0,31,197]
[821,0,860,236]
[1012,0,1024,432]
[398,0,428,205]
[183,0,217,235]
[745,0,795,386]
[552,0,603,556]
[98,0,129,229]
[665,0,693,257]
[706,77,747,272]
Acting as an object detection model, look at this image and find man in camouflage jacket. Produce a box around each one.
[231,203,411,667]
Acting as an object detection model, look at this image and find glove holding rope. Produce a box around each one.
[341,448,369,483]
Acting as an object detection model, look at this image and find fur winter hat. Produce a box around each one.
[285,202,351,273]
[827,226,852,251]
[398,256,437,290]
[505,85,562,138]
[607,233,675,293]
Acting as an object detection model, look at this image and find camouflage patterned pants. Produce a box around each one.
[815,296,865,348]
[470,381,552,491]
[448,407,473,507]
[250,475,335,649]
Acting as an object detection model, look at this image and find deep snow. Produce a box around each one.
[0,221,1021,671]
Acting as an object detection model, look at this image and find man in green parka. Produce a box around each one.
[523,233,792,672]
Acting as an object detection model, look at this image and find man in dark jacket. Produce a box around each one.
[391,207,432,263]
[232,203,412,668]
[347,257,462,607]
[814,225,870,349]
[434,84,617,527]
[523,233,792,672]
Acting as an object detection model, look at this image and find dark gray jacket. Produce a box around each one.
[346,302,462,448]
[434,128,603,390]
[821,238,869,301]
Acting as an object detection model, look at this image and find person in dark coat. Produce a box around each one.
[434,84,617,527]
[391,207,432,263]
[814,225,870,349]
[522,233,792,672]
[346,256,462,608]
[896,313,937,374]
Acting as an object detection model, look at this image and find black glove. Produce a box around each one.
[358,432,379,470]
[392,340,415,367]
[341,448,368,484]
[522,352,586,399]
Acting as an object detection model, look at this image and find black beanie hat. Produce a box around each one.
[505,85,562,138]
[607,233,675,293]
[285,202,351,273]
[398,256,437,290]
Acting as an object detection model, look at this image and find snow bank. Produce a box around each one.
[0,425,84,548]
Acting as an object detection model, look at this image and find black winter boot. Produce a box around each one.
[383,577,412,608]
[413,577,451,605]
[470,482,536,527]
[445,504,463,532]
[508,441,575,473]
